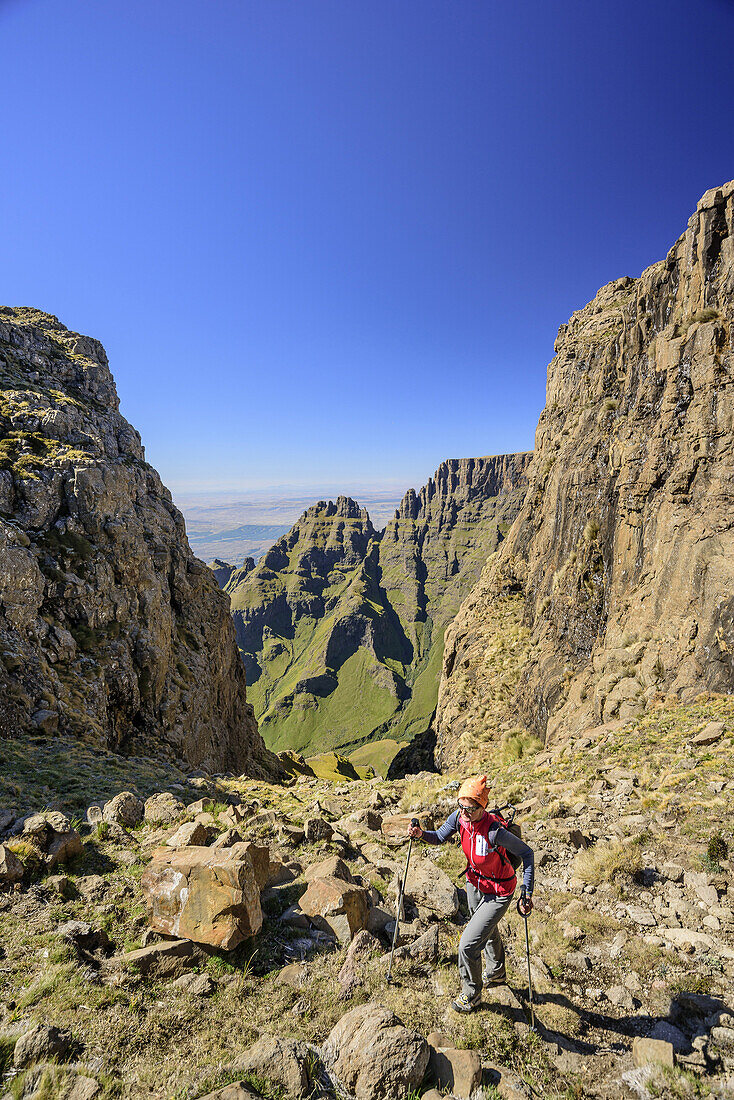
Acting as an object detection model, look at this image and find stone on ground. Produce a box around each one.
[102,791,144,827]
[380,812,432,845]
[393,923,439,964]
[143,793,185,824]
[233,1035,312,1098]
[0,844,24,884]
[338,929,382,998]
[303,855,354,883]
[21,812,83,868]
[321,1001,429,1100]
[227,841,270,890]
[13,1024,73,1068]
[299,875,369,943]
[197,1085,260,1100]
[165,820,214,847]
[402,857,459,919]
[429,1045,482,1098]
[141,845,262,949]
[632,1036,674,1068]
[111,938,201,979]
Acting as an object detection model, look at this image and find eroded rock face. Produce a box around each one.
[140,843,263,950]
[437,180,734,766]
[0,308,283,779]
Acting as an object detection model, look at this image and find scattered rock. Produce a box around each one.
[165,821,214,848]
[102,791,144,828]
[304,855,354,883]
[648,1021,688,1051]
[21,813,83,868]
[690,721,725,746]
[304,817,334,843]
[172,971,216,997]
[197,1085,260,1100]
[300,875,369,943]
[632,1036,674,1068]
[401,858,458,919]
[429,1046,482,1098]
[233,1035,312,1098]
[322,1002,429,1100]
[143,793,186,825]
[58,921,111,954]
[380,813,431,845]
[111,938,201,979]
[210,828,243,849]
[13,1024,73,1069]
[393,923,439,964]
[0,844,24,884]
[338,929,382,997]
[141,845,263,949]
[46,874,72,897]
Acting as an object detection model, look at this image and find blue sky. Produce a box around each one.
[3,0,734,497]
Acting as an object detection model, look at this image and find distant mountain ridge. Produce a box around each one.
[226,454,530,767]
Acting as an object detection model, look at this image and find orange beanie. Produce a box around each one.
[458,774,489,808]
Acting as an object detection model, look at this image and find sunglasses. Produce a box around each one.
[457,802,481,816]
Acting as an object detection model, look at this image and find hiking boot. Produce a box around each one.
[483,969,507,986]
[452,991,480,1014]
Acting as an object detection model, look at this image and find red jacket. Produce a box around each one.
[459,811,517,897]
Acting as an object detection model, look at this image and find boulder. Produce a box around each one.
[102,791,144,828]
[0,844,24,884]
[111,938,201,978]
[429,1046,482,1098]
[172,972,216,997]
[299,875,369,943]
[144,793,186,825]
[632,1037,674,1068]
[393,924,439,965]
[380,813,432,845]
[198,1086,260,1100]
[21,812,83,868]
[57,921,111,954]
[304,855,354,884]
[338,929,382,998]
[649,1021,688,1051]
[227,841,270,890]
[304,817,333,843]
[690,721,725,746]
[141,845,262,949]
[322,1002,429,1100]
[165,821,214,848]
[211,828,243,849]
[401,858,459,919]
[13,1024,73,1068]
[233,1035,312,1098]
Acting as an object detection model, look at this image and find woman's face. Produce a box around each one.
[458,799,482,821]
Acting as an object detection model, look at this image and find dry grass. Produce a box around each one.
[571,838,642,885]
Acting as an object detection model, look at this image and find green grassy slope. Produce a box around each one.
[228,457,530,763]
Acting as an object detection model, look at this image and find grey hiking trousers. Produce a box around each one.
[458,883,513,1000]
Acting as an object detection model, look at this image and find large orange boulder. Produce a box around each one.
[141,845,262,950]
[299,875,369,943]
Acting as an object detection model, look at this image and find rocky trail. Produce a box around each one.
[0,697,732,1099]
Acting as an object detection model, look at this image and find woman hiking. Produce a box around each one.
[408,774,534,1013]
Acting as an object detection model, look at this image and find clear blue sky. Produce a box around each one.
[3,0,734,496]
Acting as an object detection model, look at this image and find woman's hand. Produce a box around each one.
[408,824,423,839]
[518,896,533,916]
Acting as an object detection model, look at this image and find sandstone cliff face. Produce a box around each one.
[437,181,734,768]
[0,308,282,779]
[229,458,529,763]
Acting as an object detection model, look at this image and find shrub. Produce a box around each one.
[707,832,728,866]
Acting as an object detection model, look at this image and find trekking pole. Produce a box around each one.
[517,892,536,1030]
[386,818,419,985]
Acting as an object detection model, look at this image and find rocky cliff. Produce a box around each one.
[229,457,529,766]
[437,180,734,769]
[0,307,283,779]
